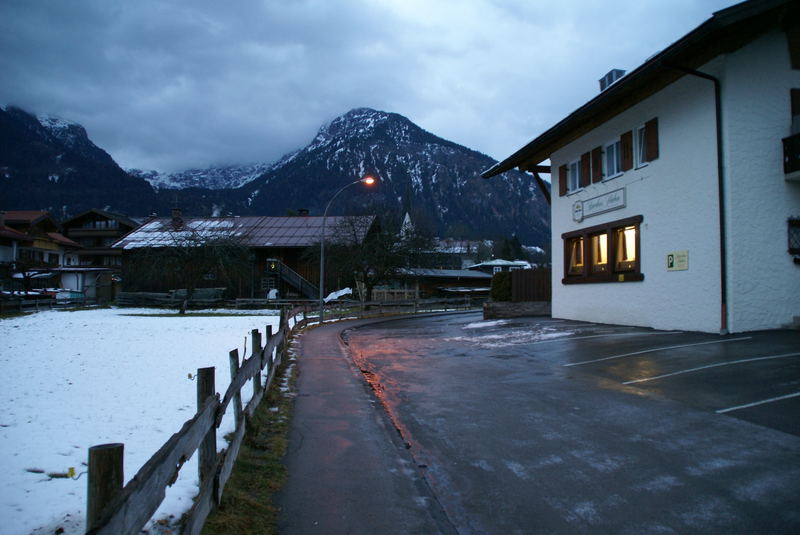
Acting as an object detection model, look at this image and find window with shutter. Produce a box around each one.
[645,117,659,162]
[620,131,633,171]
[580,152,591,188]
[591,147,603,183]
[559,165,567,196]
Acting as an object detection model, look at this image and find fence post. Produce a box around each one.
[228,350,243,429]
[251,329,263,397]
[265,324,274,370]
[197,367,216,483]
[87,443,124,530]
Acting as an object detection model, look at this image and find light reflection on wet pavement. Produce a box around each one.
[342,312,800,534]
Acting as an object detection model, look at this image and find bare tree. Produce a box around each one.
[320,213,434,302]
[123,226,251,314]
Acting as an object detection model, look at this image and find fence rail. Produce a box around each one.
[83,298,480,534]
[85,306,306,535]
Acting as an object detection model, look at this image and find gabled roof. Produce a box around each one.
[398,268,492,279]
[113,215,376,249]
[2,210,53,226]
[62,209,140,229]
[0,225,34,242]
[482,0,797,178]
[46,232,82,248]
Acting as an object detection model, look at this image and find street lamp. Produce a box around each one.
[319,175,376,323]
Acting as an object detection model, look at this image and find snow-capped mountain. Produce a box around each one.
[1,106,550,244]
[129,162,276,191]
[237,108,550,244]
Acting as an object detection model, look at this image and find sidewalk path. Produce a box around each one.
[275,319,453,534]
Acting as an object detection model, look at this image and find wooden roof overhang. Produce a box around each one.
[481,0,797,179]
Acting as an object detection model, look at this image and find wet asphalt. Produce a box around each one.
[278,312,800,534]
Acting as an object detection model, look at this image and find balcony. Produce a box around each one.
[783,132,800,181]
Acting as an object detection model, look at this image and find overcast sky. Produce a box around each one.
[1,0,736,174]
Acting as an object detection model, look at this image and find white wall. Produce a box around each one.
[715,29,800,331]
[550,27,800,333]
[551,75,722,333]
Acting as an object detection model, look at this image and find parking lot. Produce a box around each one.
[342,312,800,534]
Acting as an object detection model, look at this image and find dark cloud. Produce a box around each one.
[0,0,734,173]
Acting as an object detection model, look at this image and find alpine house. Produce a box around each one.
[483,0,800,333]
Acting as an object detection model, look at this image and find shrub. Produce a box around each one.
[490,271,512,301]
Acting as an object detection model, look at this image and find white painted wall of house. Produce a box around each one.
[550,28,800,333]
[713,29,800,332]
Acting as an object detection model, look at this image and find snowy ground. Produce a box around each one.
[0,307,281,535]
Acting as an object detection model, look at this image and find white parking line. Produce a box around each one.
[716,392,800,414]
[623,352,800,385]
[564,337,751,367]
[535,330,684,347]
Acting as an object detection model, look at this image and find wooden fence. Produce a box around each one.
[85,306,311,535]
[83,298,482,535]
[511,268,551,302]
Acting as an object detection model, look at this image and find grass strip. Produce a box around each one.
[200,349,298,535]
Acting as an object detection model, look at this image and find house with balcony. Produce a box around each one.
[61,209,140,270]
[483,0,800,333]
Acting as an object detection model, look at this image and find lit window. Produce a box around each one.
[590,233,609,273]
[562,216,643,283]
[605,140,622,178]
[615,226,638,271]
[567,237,584,275]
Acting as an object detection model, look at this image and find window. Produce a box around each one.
[566,237,584,275]
[614,225,637,271]
[604,140,622,178]
[562,215,643,284]
[635,124,648,167]
[492,266,503,274]
[789,218,800,254]
[567,160,581,192]
[590,233,609,273]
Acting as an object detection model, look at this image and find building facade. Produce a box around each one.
[484,0,800,333]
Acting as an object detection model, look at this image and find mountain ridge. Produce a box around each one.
[0,106,550,244]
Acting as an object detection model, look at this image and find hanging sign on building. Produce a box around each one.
[666,250,689,271]
[572,188,626,222]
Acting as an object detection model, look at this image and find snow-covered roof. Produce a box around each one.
[467,259,530,269]
[113,215,376,249]
[398,268,492,279]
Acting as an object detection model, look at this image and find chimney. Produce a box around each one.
[599,69,626,92]
[171,208,183,228]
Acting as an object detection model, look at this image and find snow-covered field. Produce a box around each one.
[0,307,281,535]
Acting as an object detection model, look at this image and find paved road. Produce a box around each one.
[339,313,800,534]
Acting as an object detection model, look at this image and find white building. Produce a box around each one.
[484,0,800,333]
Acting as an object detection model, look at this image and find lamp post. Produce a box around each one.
[319,175,375,323]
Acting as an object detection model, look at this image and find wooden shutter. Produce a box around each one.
[644,118,659,161]
[591,147,603,182]
[620,131,633,171]
[580,152,591,187]
[559,165,567,196]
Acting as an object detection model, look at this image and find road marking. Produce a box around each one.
[535,330,684,347]
[716,392,800,414]
[623,352,800,385]
[564,337,751,367]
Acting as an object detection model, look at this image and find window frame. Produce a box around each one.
[635,124,648,168]
[562,215,644,284]
[567,159,582,193]
[604,139,623,180]
[789,218,800,255]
